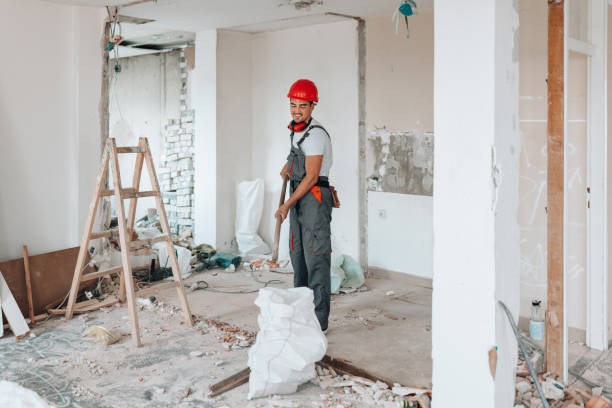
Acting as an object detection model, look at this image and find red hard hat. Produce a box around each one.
[287,79,318,103]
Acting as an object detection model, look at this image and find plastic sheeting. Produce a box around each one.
[247,287,327,399]
[330,255,365,294]
[236,179,270,255]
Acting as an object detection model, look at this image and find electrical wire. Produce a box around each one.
[186,269,283,295]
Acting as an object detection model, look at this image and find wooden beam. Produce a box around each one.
[546,0,565,376]
[22,245,35,327]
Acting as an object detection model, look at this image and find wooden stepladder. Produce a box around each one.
[65,137,193,346]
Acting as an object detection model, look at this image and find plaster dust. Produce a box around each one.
[0,266,431,407]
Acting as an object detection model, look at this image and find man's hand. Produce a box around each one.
[275,203,290,223]
[280,162,289,179]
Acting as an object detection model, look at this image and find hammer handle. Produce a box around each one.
[272,177,288,262]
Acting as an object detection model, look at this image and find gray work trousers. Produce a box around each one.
[289,184,333,331]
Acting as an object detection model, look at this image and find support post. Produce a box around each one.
[433,0,520,405]
[546,0,565,376]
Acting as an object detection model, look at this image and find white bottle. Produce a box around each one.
[529,300,545,341]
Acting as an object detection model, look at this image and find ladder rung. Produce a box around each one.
[135,281,179,298]
[130,235,170,249]
[100,188,135,197]
[132,248,154,256]
[80,266,122,282]
[122,190,159,199]
[116,147,145,153]
[90,229,119,240]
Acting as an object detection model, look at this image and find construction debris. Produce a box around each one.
[82,325,122,346]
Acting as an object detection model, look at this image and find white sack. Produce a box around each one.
[236,179,270,255]
[153,242,192,279]
[247,287,327,399]
[0,381,52,408]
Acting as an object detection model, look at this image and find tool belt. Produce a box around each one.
[290,177,341,208]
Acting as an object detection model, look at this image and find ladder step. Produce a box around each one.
[90,229,119,240]
[135,281,179,298]
[100,188,135,197]
[121,190,159,199]
[130,235,170,249]
[116,147,145,153]
[80,266,122,282]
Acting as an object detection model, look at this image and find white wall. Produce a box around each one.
[251,20,360,261]
[368,192,432,277]
[518,0,588,335]
[365,12,434,277]
[433,0,519,405]
[0,0,104,261]
[193,30,218,247]
[216,30,253,251]
[109,51,184,221]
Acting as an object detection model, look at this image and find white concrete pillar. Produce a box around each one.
[432,0,520,406]
[193,30,217,247]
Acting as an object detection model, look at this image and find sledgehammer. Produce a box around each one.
[272,176,288,262]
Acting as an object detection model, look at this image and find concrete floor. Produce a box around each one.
[172,266,433,388]
[0,266,433,407]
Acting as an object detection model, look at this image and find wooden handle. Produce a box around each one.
[272,177,289,262]
[22,245,35,326]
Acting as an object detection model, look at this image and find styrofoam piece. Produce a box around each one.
[0,272,29,338]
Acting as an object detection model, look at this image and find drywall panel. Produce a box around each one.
[215,30,253,252]
[108,50,183,221]
[368,192,432,278]
[518,0,589,332]
[0,0,104,261]
[251,20,360,261]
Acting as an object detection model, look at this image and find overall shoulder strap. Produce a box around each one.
[296,125,330,147]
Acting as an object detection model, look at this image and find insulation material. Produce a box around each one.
[0,381,51,408]
[235,179,270,255]
[367,127,434,196]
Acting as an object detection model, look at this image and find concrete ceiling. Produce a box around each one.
[43,0,432,33]
[43,0,432,58]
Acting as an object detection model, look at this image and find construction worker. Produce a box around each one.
[275,79,334,333]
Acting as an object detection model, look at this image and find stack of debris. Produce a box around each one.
[313,366,431,407]
[514,356,611,408]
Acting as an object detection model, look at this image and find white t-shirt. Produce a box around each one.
[291,118,333,178]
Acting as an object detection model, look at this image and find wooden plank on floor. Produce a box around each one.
[208,354,400,398]
[546,0,565,376]
[0,272,29,338]
[209,367,250,397]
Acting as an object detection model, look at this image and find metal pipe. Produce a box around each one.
[498,300,550,408]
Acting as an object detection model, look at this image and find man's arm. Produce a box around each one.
[280,161,289,178]
[275,155,322,222]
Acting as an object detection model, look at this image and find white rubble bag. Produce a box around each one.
[236,179,271,255]
[0,381,52,408]
[247,287,327,399]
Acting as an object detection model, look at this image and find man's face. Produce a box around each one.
[290,98,315,123]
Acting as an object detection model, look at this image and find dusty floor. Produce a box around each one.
[0,266,433,407]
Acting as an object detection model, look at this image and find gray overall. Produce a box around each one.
[287,125,333,331]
